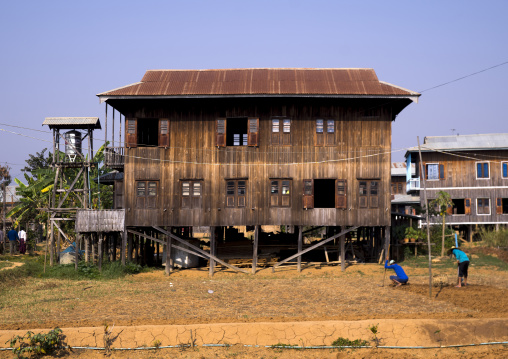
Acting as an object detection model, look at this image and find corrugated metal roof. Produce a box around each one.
[407,133,508,152]
[43,117,102,130]
[98,68,420,100]
[391,162,415,176]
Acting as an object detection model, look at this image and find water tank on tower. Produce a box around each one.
[64,130,82,162]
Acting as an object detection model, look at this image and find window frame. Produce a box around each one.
[476,161,490,179]
[315,118,335,146]
[476,198,491,215]
[425,163,445,180]
[359,180,379,209]
[270,179,292,208]
[181,180,203,209]
[502,162,508,179]
[135,180,158,209]
[271,117,291,145]
[225,179,247,208]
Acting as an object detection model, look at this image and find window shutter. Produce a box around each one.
[237,180,246,207]
[497,198,503,215]
[281,180,291,207]
[439,164,445,180]
[369,181,379,208]
[271,119,280,145]
[465,198,471,214]
[503,163,508,178]
[247,118,259,147]
[336,179,347,209]
[270,180,279,207]
[181,182,191,208]
[158,119,170,147]
[126,118,137,148]
[446,204,453,215]
[216,118,226,147]
[136,181,145,208]
[282,119,291,145]
[147,181,157,209]
[226,181,235,207]
[359,181,368,208]
[326,120,335,146]
[315,119,324,146]
[303,179,314,209]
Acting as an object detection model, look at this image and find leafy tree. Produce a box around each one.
[21,148,53,178]
[430,191,453,257]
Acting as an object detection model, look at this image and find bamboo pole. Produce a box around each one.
[297,225,302,273]
[252,225,259,274]
[209,226,215,277]
[418,136,433,299]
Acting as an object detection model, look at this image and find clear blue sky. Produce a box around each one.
[1,0,507,182]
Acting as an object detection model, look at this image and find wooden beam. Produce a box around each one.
[209,227,216,277]
[297,226,303,272]
[252,225,259,274]
[98,234,103,272]
[340,235,345,272]
[153,226,250,275]
[165,227,172,275]
[272,226,359,271]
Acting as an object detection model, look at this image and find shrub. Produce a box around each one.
[479,228,508,248]
[7,328,68,359]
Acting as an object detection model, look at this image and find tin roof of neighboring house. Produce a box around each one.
[407,133,508,153]
[98,68,420,101]
[391,162,415,176]
[43,117,102,130]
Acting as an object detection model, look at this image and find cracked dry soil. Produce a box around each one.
[1,263,507,358]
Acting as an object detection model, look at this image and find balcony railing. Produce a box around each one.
[406,178,420,192]
[104,147,124,168]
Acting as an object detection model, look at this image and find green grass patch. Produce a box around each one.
[400,250,508,271]
[332,337,369,348]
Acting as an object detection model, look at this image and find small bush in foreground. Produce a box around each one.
[480,228,508,248]
[331,337,369,348]
[7,327,68,359]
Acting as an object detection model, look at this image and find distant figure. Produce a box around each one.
[448,246,469,288]
[7,227,19,255]
[385,259,409,287]
[18,228,27,254]
[0,230,4,253]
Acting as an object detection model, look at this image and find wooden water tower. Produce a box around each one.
[42,117,101,266]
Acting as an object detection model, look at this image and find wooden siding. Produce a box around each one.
[113,98,397,227]
[417,151,508,224]
[76,209,125,232]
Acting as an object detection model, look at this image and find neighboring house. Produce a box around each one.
[391,162,419,215]
[405,133,508,241]
[0,185,20,229]
[97,68,419,263]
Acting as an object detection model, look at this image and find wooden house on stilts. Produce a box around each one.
[95,68,420,275]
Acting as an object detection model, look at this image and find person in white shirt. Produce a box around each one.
[18,228,27,254]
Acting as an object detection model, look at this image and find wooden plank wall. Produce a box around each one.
[117,98,398,228]
[418,150,508,224]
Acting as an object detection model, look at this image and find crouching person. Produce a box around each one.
[385,259,409,287]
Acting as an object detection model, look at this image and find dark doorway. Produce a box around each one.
[138,118,158,146]
[226,117,248,146]
[452,199,465,214]
[314,179,335,208]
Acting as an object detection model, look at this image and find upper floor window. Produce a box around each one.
[270,179,291,207]
[271,118,291,145]
[216,118,259,147]
[476,162,489,179]
[136,180,158,209]
[477,198,490,215]
[359,180,379,208]
[502,162,508,178]
[302,179,347,209]
[125,118,169,148]
[181,180,202,209]
[425,163,445,180]
[315,119,335,146]
[226,180,247,208]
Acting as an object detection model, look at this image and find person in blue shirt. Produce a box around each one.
[7,227,19,255]
[385,259,409,287]
[448,246,469,288]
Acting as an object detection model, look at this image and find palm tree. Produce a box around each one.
[430,191,453,257]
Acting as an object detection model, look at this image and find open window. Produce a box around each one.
[181,180,202,209]
[136,180,158,209]
[270,179,291,207]
[216,117,259,147]
[302,179,346,209]
[496,198,508,214]
[315,119,335,146]
[425,163,445,180]
[125,118,169,148]
[451,199,466,215]
[271,118,291,145]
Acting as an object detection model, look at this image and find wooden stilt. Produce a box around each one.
[340,234,345,272]
[49,221,54,266]
[121,230,126,266]
[165,227,172,275]
[85,234,90,263]
[75,233,80,271]
[113,234,117,262]
[127,232,132,263]
[297,225,303,273]
[209,226,216,278]
[57,230,61,262]
[98,233,103,272]
[252,225,259,274]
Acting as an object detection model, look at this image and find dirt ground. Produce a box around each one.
[1,252,508,358]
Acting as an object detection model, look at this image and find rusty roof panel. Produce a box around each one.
[99,68,420,98]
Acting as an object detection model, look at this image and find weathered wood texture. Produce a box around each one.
[110,97,400,228]
[417,150,508,224]
[75,209,125,232]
